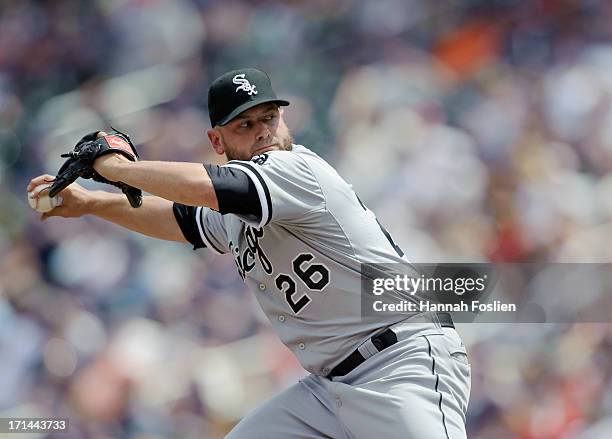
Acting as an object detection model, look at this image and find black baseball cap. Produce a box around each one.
[208,68,290,127]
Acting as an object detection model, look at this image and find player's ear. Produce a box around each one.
[207,129,225,155]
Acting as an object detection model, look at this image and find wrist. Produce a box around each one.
[93,155,131,181]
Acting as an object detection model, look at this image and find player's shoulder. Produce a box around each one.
[226,145,320,175]
[249,144,317,167]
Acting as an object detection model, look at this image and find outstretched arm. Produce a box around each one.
[27,175,188,243]
[93,155,220,210]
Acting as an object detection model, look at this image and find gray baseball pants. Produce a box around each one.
[226,320,471,438]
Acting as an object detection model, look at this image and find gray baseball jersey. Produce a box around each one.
[192,144,419,375]
[185,144,470,438]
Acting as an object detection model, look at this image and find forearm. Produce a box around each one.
[89,191,188,243]
[99,159,219,209]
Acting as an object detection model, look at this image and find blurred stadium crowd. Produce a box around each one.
[2,0,612,437]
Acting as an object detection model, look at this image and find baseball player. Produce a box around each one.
[29,68,471,438]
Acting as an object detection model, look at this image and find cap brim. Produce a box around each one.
[217,98,290,126]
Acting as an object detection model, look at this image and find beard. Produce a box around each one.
[223,131,294,161]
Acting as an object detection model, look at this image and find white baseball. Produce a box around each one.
[27,183,63,213]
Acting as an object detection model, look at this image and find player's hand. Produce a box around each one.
[91,131,131,181]
[49,128,142,208]
[28,174,93,221]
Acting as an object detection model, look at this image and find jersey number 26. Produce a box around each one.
[274,253,330,314]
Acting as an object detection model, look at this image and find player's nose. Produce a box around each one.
[255,122,272,142]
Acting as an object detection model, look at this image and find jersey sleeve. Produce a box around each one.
[172,203,229,254]
[223,152,325,228]
[203,164,261,222]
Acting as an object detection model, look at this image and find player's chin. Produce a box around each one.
[261,135,293,154]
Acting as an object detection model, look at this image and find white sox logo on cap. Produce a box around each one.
[233,73,258,96]
[208,68,288,126]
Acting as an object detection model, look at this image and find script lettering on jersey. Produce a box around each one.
[229,240,255,279]
[229,225,273,279]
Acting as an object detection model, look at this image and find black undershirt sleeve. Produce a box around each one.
[203,164,262,222]
[172,165,262,249]
[172,203,205,249]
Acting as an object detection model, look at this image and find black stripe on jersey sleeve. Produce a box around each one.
[203,164,262,223]
[172,203,205,250]
[225,161,273,226]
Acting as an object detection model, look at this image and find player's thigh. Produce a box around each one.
[416,329,471,438]
[225,378,346,439]
[335,331,470,439]
[426,328,472,420]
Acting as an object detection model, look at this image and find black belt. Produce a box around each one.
[328,312,455,378]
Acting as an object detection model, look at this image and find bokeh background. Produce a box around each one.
[2,0,612,437]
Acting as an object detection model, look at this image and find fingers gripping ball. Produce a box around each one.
[28,183,63,213]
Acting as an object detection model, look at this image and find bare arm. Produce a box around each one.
[89,191,187,242]
[27,175,188,243]
[30,131,219,242]
[94,156,220,210]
